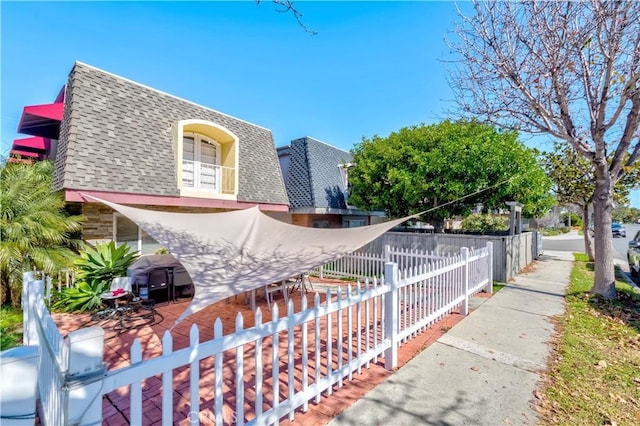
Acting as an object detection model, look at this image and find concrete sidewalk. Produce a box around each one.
[542,229,582,240]
[329,250,572,426]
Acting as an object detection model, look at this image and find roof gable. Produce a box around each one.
[284,137,352,209]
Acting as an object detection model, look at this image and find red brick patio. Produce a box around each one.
[53,280,473,425]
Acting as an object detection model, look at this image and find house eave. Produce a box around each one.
[289,207,386,217]
[64,189,289,212]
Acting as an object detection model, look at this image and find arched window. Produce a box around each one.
[176,120,239,198]
[182,132,221,190]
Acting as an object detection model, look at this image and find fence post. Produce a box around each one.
[24,278,43,346]
[460,247,469,316]
[383,262,399,370]
[66,327,105,426]
[384,245,391,263]
[319,265,324,280]
[45,276,52,304]
[486,242,494,295]
[22,272,34,345]
[22,272,34,309]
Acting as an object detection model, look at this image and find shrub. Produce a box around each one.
[56,241,138,312]
[460,214,509,232]
[540,227,571,236]
[74,241,139,284]
[562,212,583,228]
[54,280,110,312]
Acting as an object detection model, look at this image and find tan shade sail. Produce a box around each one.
[85,195,415,324]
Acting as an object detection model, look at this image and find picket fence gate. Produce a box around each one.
[22,243,492,426]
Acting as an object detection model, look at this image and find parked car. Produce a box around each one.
[612,222,627,238]
[629,230,640,277]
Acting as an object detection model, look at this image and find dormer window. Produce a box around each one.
[182,133,221,190]
[337,162,353,190]
[175,120,239,200]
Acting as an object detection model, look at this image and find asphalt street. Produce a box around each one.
[542,223,639,264]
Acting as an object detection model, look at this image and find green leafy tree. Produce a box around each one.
[448,1,640,298]
[612,206,640,224]
[561,213,583,229]
[0,161,84,307]
[542,142,639,260]
[348,120,554,228]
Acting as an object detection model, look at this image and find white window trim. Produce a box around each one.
[175,119,239,200]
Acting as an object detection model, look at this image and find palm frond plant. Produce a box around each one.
[0,161,84,307]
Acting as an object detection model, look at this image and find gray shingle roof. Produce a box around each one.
[282,137,352,209]
[53,62,288,206]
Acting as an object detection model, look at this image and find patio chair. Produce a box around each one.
[111,276,133,293]
[147,268,170,302]
[264,281,290,309]
[171,267,193,301]
[96,277,136,321]
[288,273,314,296]
[100,277,133,304]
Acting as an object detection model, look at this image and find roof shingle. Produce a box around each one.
[282,137,352,209]
[53,62,288,206]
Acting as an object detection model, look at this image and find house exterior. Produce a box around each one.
[10,62,289,253]
[277,137,384,228]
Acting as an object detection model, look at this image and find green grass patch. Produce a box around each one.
[540,227,571,237]
[0,306,23,350]
[538,253,640,425]
[492,282,505,293]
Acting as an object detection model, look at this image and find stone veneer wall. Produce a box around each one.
[80,203,227,242]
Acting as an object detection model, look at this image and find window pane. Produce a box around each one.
[141,229,161,255]
[200,141,217,164]
[115,216,138,251]
[183,136,195,161]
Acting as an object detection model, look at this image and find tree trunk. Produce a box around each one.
[582,204,594,261]
[592,174,616,299]
[0,279,8,306]
[9,282,21,309]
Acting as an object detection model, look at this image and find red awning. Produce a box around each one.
[12,136,48,154]
[24,103,63,120]
[10,149,41,159]
[17,103,63,139]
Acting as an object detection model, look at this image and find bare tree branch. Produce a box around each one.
[447,0,640,298]
[257,0,317,35]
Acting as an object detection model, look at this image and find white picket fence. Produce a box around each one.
[30,269,75,304]
[313,245,449,280]
[22,243,492,426]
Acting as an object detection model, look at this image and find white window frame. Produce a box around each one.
[182,132,222,192]
[175,119,240,200]
[113,213,161,255]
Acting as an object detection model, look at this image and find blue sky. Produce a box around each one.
[2,1,639,208]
